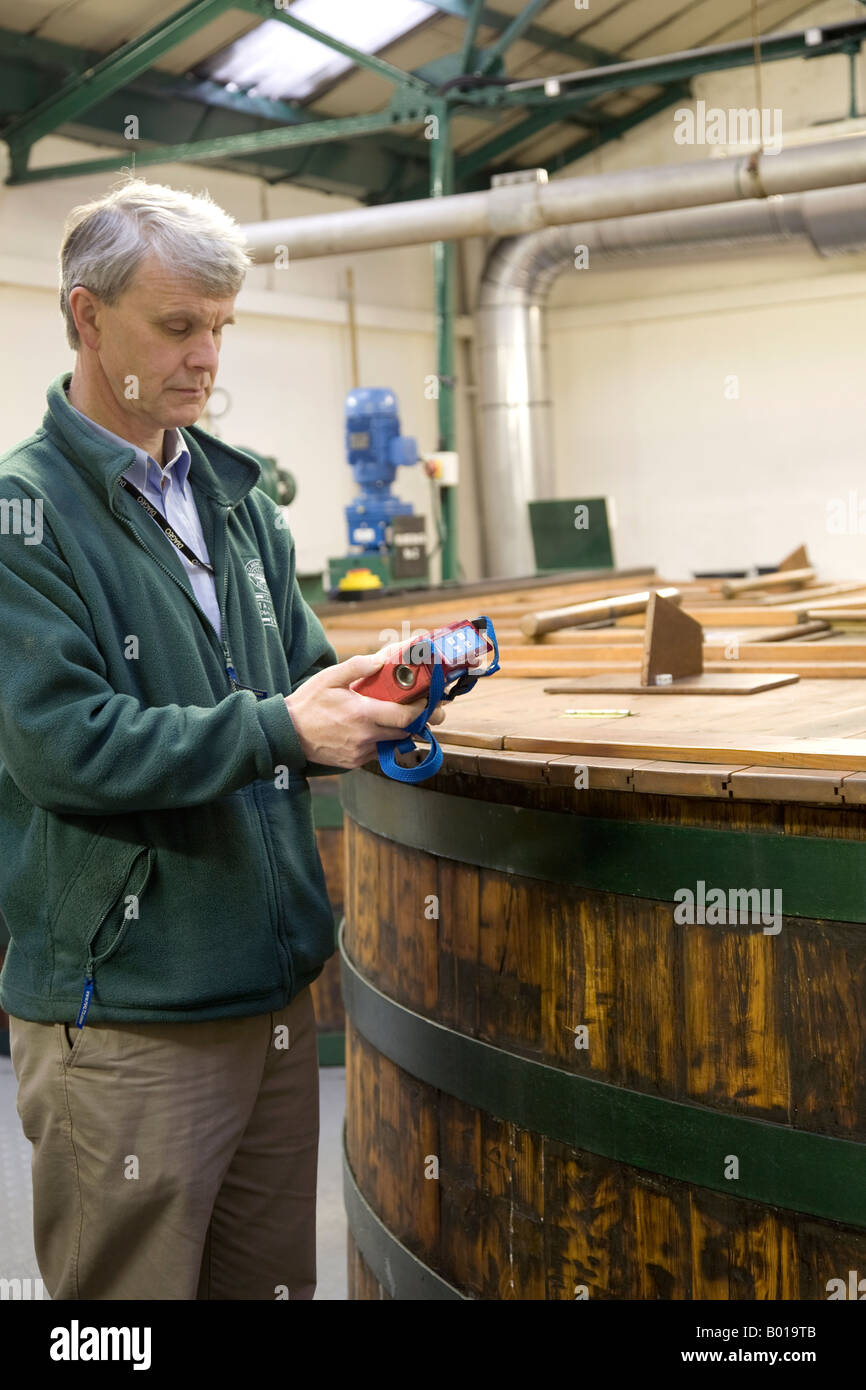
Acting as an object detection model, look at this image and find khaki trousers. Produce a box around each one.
[8,985,319,1300]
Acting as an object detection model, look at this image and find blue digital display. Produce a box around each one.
[433,626,485,668]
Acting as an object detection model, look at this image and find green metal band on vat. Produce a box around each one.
[317,1031,345,1066]
[342,1120,466,1300]
[310,790,344,829]
[339,921,866,1230]
[340,768,866,924]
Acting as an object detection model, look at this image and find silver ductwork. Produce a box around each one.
[477,182,866,577]
[242,135,866,261]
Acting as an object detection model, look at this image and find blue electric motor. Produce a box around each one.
[344,388,419,551]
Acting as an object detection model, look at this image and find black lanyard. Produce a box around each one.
[117,475,215,574]
[117,474,269,702]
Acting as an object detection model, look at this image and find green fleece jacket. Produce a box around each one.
[0,372,345,1025]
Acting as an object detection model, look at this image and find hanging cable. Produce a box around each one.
[751,0,765,153]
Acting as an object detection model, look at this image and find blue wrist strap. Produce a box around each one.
[376,655,447,783]
[375,615,499,785]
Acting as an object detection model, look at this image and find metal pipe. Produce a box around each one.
[241,133,866,261]
[431,99,459,583]
[477,182,866,576]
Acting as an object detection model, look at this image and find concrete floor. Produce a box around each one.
[0,1055,349,1300]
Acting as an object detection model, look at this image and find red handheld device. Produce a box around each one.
[353,618,496,704]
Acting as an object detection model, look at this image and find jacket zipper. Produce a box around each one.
[75,847,154,1028]
[73,496,235,1029]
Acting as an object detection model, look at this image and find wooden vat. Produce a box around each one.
[325,564,866,1299]
[339,735,866,1300]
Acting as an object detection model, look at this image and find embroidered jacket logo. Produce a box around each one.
[244,558,278,629]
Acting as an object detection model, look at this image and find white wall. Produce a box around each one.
[0,138,484,583]
[544,0,866,581]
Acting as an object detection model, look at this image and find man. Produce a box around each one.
[0,177,444,1300]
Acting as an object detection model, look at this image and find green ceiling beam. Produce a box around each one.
[2,0,235,152]
[424,1,618,68]
[0,26,423,163]
[59,111,425,198]
[0,27,428,196]
[267,140,425,199]
[401,83,690,200]
[7,99,429,185]
[489,17,866,109]
[455,97,614,179]
[545,84,693,174]
[240,0,433,95]
[459,0,486,74]
[478,0,557,75]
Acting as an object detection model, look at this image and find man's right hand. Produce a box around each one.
[284,646,446,771]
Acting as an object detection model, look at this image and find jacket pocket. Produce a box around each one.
[49,827,155,999]
[256,778,337,989]
[85,844,155,972]
[75,790,289,1013]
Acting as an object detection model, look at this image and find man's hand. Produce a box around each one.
[284,642,447,771]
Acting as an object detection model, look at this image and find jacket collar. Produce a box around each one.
[43,372,262,510]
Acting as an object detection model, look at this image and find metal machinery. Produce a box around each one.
[328,388,430,597]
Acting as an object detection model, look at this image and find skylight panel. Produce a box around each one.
[203,0,437,101]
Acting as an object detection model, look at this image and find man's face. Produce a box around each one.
[78,252,236,431]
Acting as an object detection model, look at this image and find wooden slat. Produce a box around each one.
[632,761,747,798]
[839,771,866,804]
[689,1194,797,1299]
[757,581,866,606]
[788,920,866,1140]
[546,754,646,791]
[720,567,815,596]
[623,607,808,626]
[727,765,843,803]
[806,608,866,623]
[501,734,866,771]
[476,750,553,783]
[441,745,482,775]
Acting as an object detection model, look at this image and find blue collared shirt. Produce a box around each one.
[66,399,222,642]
